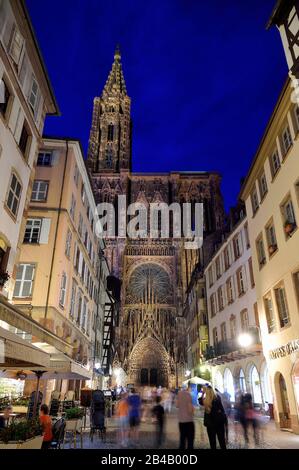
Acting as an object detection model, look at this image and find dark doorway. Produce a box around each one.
[141,368,148,385]
[150,368,158,386]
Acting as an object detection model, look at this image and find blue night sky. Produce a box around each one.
[26,0,287,210]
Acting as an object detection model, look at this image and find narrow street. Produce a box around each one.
[66,409,299,450]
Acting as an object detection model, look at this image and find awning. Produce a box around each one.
[183,376,211,386]
[1,352,92,381]
[0,326,50,369]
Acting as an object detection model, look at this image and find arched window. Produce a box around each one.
[214,370,224,393]
[250,365,262,404]
[239,368,246,392]
[107,124,114,142]
[105,147,113,168]
[223,368,235,401]
[261,363,273,403]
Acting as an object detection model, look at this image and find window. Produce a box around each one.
[244,223,250,248]
[258,171,268,200]
[264,294,276,333]
[236,267,246,296]
[217,286,224,311]
[251,186,259,215]
[256,235,266,268]
[107,124,114,142]
[0,77,12,118]
[215,257,221,279]
[24,218,42,243]
[221,322,227,342]
[281,197,297,236]
[240,309,249,331]
[274,284,290,328]
[248,257,255,288]
[81,298,87,330]
[233,234,242,259]
[37,151,52,166]
[81,184,86,205]
[74,245,80,272]
[78,214,83,237]
[74,164,79,187]
[226,277,234,304]
[213,327,218,346]
[76,290,83,325]
[59,272,67,307]
[28,76,39,115]
[210,294,216,317]
[13,264,35,298]
[31,180,48,202]
[18,121,31,157]
[208,267,213,287]
[70,279,77,318]
[281,125,292,156]
[70,194,76,220]
[9,26,24,66]
[294,105,299,130]
[65,229,72,258]
[270,148,281,178]
[6,172,22,217]
[224,247,230,270]
[105,147,113,168]
[266,221,278,256]
[230,315,236,339]
[293,271,299,307]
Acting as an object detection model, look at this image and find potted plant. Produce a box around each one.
[64,407,84,431]
[284,220,295,235]
[0,419,43,449]
[0,271,10,288]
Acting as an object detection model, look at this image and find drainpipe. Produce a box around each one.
[44,140,69,321]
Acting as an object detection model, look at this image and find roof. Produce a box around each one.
[238,76,290,201]
[267,0,294,28]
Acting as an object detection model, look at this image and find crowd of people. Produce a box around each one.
[113,384,269,449]
[0,384,269,449]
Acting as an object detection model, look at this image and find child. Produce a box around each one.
[152,396,165,448]
[39,404,53,449]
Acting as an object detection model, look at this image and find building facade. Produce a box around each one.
[204,209,272,405]
[240,79,299,432]
[12,138,111,400]
[87,47,226,388]
[0,0,58,299]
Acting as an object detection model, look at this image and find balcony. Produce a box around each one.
[205,327,262,365]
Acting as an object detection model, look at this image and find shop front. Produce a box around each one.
[267,339,299,433]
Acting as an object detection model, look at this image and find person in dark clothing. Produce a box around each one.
[152,396,165,448]
[200,386,227,449]
[239,393,259,446]
[0,405,12,429]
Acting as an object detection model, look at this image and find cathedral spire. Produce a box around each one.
[103,44,127,97]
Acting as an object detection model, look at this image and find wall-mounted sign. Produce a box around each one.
[269,339,299,360]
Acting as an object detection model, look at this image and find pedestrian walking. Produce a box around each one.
[152,396,165,448]
[116,392,129,447]
[176,385,195,450]
[200,385,227,449]
[239,392,259,446]
[127,388,141,445]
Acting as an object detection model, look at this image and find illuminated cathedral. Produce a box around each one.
[87,47,225,387]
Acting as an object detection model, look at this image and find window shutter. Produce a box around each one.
[3,18,13,50]
[39,218,51,244]
[0,1,7,33]
[19,53,28,87]
[78,252,83,275]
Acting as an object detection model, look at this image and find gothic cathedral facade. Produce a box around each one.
[87,47,225,388]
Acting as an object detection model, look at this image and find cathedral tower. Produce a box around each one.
[87,46,131,173]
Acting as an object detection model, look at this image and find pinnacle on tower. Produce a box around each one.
[103,44,127,96]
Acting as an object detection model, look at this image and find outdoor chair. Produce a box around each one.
[50,417,66,449]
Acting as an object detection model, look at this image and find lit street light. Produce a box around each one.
[238,332,253,348]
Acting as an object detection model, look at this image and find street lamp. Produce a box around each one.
[238,332,253,348]
[185,369,191,378]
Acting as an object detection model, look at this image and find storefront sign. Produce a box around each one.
[269,339,299,359]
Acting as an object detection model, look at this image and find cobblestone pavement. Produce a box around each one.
[63,408,299,450]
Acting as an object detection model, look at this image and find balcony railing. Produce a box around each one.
[205,327,261,361]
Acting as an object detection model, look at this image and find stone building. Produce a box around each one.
[87,47,225,388]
